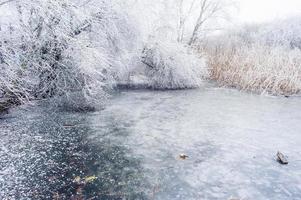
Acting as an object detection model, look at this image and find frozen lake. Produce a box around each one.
[1,84,301,199]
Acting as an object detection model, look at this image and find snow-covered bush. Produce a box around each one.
[201,17,301,95]
[0,0,212,111]
[0,0,139,110]
[142,40,207,89]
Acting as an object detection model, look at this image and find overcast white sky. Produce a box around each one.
[237,0,301,23]
[0,0,300,25]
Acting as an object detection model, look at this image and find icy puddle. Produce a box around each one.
[1,85,301,199]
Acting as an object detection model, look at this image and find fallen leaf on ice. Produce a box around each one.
[84,175,97,183]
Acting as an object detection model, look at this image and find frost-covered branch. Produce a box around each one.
[0,0,140,110]
[0,0,16,7]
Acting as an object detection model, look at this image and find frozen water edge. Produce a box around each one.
[0,84,301,199]
[116,74,207,90]
[117,75,152,90]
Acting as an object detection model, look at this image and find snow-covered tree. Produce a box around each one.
[0,0,140,109]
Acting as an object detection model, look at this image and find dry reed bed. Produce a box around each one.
[204,43,301,96]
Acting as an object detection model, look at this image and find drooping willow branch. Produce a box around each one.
[0,0,17,7]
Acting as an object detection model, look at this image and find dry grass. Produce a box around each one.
[202,43,301,96]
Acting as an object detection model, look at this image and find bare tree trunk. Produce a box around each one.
[177,0,198,43]
[188,0,208,45]
[188,0,227,46]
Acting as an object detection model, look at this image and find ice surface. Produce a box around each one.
[0,84,301,199]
